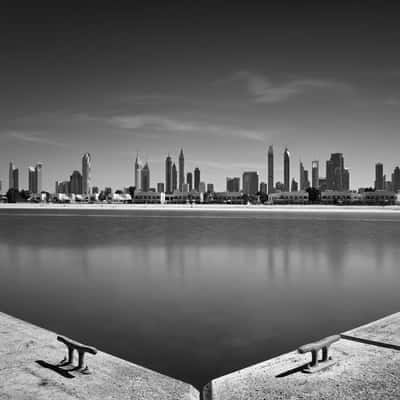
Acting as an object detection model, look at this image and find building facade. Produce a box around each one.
[242,171,259,195]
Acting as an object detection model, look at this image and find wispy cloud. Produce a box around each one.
[109,114,269,142]
[7,131,66,147]
[227,71,352,103]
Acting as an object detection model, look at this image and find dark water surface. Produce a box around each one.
[0,208,399,388]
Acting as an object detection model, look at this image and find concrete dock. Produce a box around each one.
[1,312,399,399]
[203,312,400,400]
[0,312,199,400]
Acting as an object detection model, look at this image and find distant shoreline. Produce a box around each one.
[1,203,400,213]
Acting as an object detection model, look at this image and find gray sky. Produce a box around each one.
[1,2,400,191]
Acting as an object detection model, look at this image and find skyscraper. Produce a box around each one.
[283,147,290,192]
[291,178,298,192]
[35,162,43,194]
[375,163,384,190]
[186,172,193,191]
[392,166,400,192]
[134,153,143,192]
[9,162,15,190]
[70,170,83,194]
[28,167,35,193]
[141,162,150,192]
[226,177,240,192]
[194,167,200,192]
[12,167,19,191]
[82,153,91,195]
[179,148,184,191]
[326,153,346,190]
[299,162,305,190]
[267,146,274,194]
[343,168,350,191]
[165,155,172,194]
[312,161,319,188]
[242,171,259,195]
[172,163,177,192]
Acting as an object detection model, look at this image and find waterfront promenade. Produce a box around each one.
[1,202,400,213]
[0,311,399,399]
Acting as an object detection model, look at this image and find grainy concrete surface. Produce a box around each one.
[0,312,199,400]
[204,313,400,400]
[342,312,400,349]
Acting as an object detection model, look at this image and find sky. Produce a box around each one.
[2,1,400,191]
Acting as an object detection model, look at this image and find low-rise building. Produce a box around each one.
[269,191,309,204]
[321,190,361,205]
[360,190,396,205]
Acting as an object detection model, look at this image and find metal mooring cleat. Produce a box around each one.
[57,335,98,374]
[297,334,340,373]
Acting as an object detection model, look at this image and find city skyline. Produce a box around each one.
[4,148,400,194]
[2,3,400,191]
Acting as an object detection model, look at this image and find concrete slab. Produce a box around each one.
[0,312,199,400]
[342,312,400,349]
[204,338,400,399]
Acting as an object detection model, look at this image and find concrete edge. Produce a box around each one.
[0,312,200,397]
[340,334,400,351]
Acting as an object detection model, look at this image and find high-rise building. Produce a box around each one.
[172,163,177,192]
[182,183,189,193]
[312,161,319,188]
[141,162,150,192]
[194,167,200,192]
[375,163,384,190]
[299,162,305,190]
[343,168,350,191]
[12,168,19,191]
[165,155,172,194]
[35,162,43,194]
[260,182,267,194]
[157,182,165,193]
[304,170,310,190]
[28,167,35,193]
[291,178,298,192]
[179,148,185,191]
[9,162,17,190]
[207,183,214,193]
[198,181,206,193]
[283,148,290,192]
[242,171,259,195]
[392,166,400,192]
[70,170,83,194]
[226,177,240,192]
[134,154,143,192]
[326,153,346,190]
[186,172,193,191]
[268,146,274,194]
[82,153,91,195]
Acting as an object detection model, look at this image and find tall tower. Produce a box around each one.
[299,161,305,191]
[267,146,274,194]
[375,163,384,190]
[28,167,35,193]
[165,155,172,194]
[283,147,290,192]
[9,162,15,190]
[194,167,200,192]
[35,162,43,194]
[172,163,178,192]
[179,148,184,192]
[82,153,91,195]
[141,162,150,192]
[312,161,319,188]
[186,172,193,192]
[134,153,142,192]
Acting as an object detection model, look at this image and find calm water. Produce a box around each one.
[0,208,400,388]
